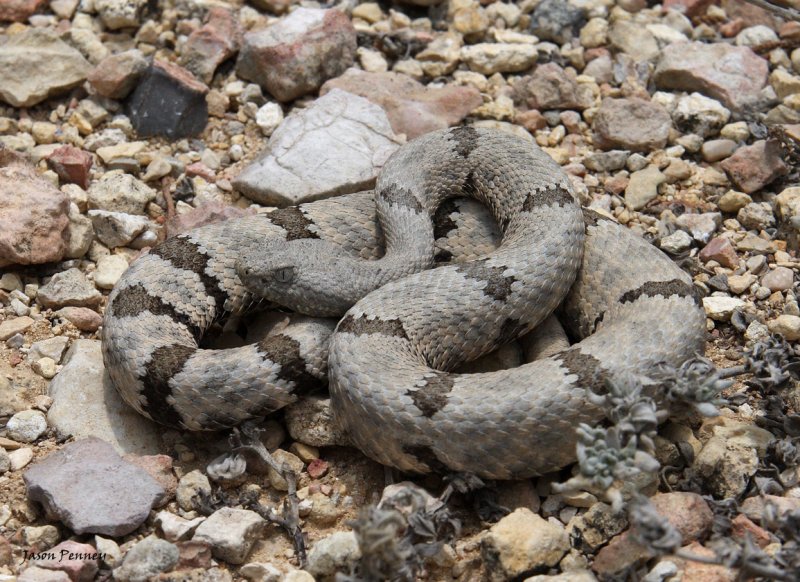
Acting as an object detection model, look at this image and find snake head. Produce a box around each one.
[235,239,370,318]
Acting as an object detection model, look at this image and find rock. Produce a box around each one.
[29,336,70,363]
[672,93,730,138]
[305,531,361,579]
[741,495,800,522]
[236,8,356,102]
[47,340,162,455]
[737,202,775,231]
[94,0,146,29]
[593,98,671,152]
[653,41,769,112]
[87,50,148,100]
[29,540,99,582]
[55,307,102,332]
[0,29,91,107]
[284,396,349,447]
[192,508,266,564]
[699,237,739,268]
[624,166,666,211]
[703,296,746,321]
[37,269,102,309]
[768,314,800,340]
[608,21,659,62]
[17,567,71,582]
[180,7,241,84]
[513,64,583,111]
[321,69,481,140]
[0,315,34,341]
[460,43,537,75]
[88,210,150,248]
[718,190,752,213]
[481,508,569,581]
[155,511,205,542]
[529,0,585,44]
[176,470,212,512]
[736,24,778,48]
[583,150,628,173]
[761,266,795,292]
[87,172,155,215]
[254,102,284,137]
[94,254,129,289]
[728,273,757,295]
[233,89,401,206]
[123,454,176,502]
[676,212,722,244]
[650,493,713,542]
[0,158,69,267]
[6,410,46,442]
[659,230,693,254]
[0,0,45,21]
[720,140,788,194]
[694,435,758,498]
[24,437,165,536]
[46,146,93,189]
[525,572,596,582]
[127,60,208,139]
[267,449,304,491]
[114,536,179,581]
[416,32,462,77]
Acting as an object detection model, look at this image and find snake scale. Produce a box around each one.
[102,127,706,479]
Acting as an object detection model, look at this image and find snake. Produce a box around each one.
[101,127,706,479]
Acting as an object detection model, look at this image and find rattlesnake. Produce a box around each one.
[102,127,706,479]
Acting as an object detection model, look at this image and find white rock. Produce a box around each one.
[155,510,205,542]
[192,507,266,564]
[94,255,129,290]
[87,171,155,215]
[113,535,179,582]
[460,43,537,75]
[735,25,778,48]
[28,336,70,363]
[256,102,284,136]
[6,410,47,442]
[703,296,746,321]
[672,93,730,138]
[768,315,800,341]
[9,447,34,470]
[240,562,283,582]
[88,210,150,248]
[305,531,362,579]
[94,0,147,29]
[659,230,692,255]
[32,357,58,379]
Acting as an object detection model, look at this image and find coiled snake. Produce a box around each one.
[102,127,706,479]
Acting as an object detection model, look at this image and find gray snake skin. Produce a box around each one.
[102,127,706,479]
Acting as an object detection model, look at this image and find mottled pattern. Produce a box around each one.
[102,127,706,479]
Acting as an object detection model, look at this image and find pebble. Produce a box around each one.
[180,7,241,84]
[703,296,746,321]
[0,316,34,341]
[768,314,800,340]
[529,0,586,44]
[255,102,284,136]
[8,446,33,470]
[737,202,775,230]
[87,49,149,99]
[87,172,155,215]
[461,43,538,75]
[55,307,102,332]
[761,266,795,292]
[29,540,99,581]
[694,434,758,498]
[0,29,91,107]
[113,535,179,582]
[32,358,57,379]
[234,89,401,206]
[717,190,752,213]
[17,567,71,582]
[701,138,738,163]
[240,562,282,582]
[155,511,205,542]
[608,20,659,62]
[624,166,665,211]
[24,437,165,536]
[127,60,209,139]
[305,531,361,579]
[95,0,146,29]
[0,448,9,474]
[659,230,693,255]
[88,210,150,248]
[176,470,212,512]
[583,150,628,173]
[284,396,350,447]
[6,410,47,442]
[236,8,356,102]
[736,24,779,48]
[29,336,70,363]
[593,98,671,152]
[192,508,266,564]
[94,536,122,568]
[93,254,129,289]
[699,236,739,268]
[37,268,103,309]
[720,139,789,194]
[727,274,757,295]
[267,449,305,491]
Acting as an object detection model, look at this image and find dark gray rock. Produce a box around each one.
[529,0,585,44]
[24,437,165,536]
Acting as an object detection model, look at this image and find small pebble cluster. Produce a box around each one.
[0,0,799,579]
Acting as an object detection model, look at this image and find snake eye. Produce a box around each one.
[273,267,294,283]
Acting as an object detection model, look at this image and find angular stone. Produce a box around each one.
[24,437,165,536]
[673,93,730,138]
[0,29,91,107]
[284,396,350,447]
[305,531,361,580]
[87,50,148,100]
[87,171,155,214]
[94,0,146,29]
[460,43,537,75]
[113,536,179,581]
[321,69,481,140]
[192,508,266,564]
[0,315,34,341]
[0,159,69,267]
[608,20,659,62]
[47,146,93,189]
[88,210,150,248]
[720,140,788,194]
[126,60,208,139]
[676,212,722,244]
[768,314,800,341]
[47,340,162,455]
[529,0,585,44]
[513,63,583,111]
[233,89,401,206]
[703,296,746,321]
[624,165,666,210]
[593,98,671,152]
[718,190,752,213]
[37,269,102,309]
[654,41,769,112]
[0,0,45,22]
[761,266,794,291]
[699,236,739,268]
[236,8,356,102]
[180,7,241,84]
[29,540,99,582]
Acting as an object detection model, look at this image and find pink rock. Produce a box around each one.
[672,542,738,581]
[307,458,329,479]
[55,307,102,332]
[122,453,177,506]
[653,41,768,112]
[730,514,771,548]
[236,7,356,102]
[0,155,69,268]
[87,50,148,100]
[720,140,788,194]
[180,7,241,83]
[592,98,672,152]
[662,0,714,17]
[0,0,45,22]
[650,492,713,542]
[29,540,99,582]
[321,69,482,139]
[47,145,93,189]
[699,237,740,268]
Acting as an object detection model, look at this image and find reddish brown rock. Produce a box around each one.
[0,155,69,268]
[513,63,584,111]
[720,140,788,194]
[321,69,481,139]
[592,98,672,152]
[47,145,93,189]
[730,514,771,548]
[0,0,44,20]
[29,540,99,582]
[307,458,329,479]
[699,237,740,268]
[516,109,548,132]
[123,454,177,506]
[236,7,356,102]
[179,7,241,84]
[650,492,713,542]
[87,50,148,100]
[653,41,768,112]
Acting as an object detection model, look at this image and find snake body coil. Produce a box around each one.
[102,128,706,478]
